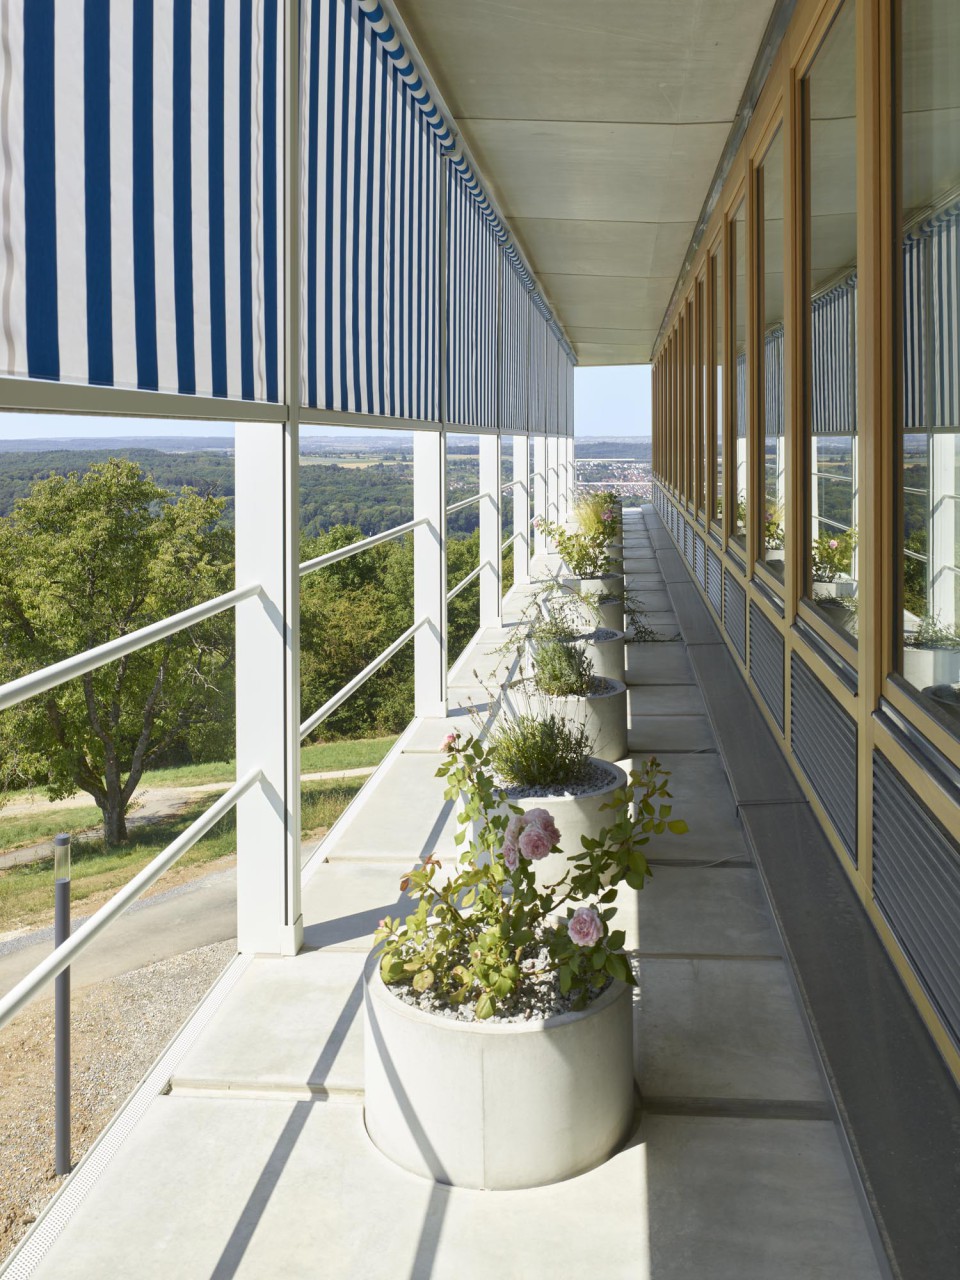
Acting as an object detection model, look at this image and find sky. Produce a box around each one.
[0,365,651,441]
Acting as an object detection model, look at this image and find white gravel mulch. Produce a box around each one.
[0,939,235,1266]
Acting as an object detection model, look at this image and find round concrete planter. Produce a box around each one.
[565,627,626,685]
[363,958,634,1190]
[561,571,624,599]
[534,678,627,764]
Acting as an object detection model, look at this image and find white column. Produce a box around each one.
[930,433,958,625]
[235,421,302,956]
[546,434,560,527]
[512,433,531,584]
[563,432,576,521]
[479,433,502,626]
[414,429,447,717]
[533,434,548,553]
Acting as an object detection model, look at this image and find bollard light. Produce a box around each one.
[54,832,71,883]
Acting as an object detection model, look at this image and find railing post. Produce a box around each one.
[533,434,548,554]
[54,833,71,1176]
[564,433,576,520]
[414,429,447,717]
[235,421,303,956]
[479,433,502,626]
[513,433,531,584]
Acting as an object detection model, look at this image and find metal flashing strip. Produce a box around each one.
[3,953,253,1280]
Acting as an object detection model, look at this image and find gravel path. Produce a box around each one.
[0,939,236,1266]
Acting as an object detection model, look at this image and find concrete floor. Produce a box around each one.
[12,511,884,1280]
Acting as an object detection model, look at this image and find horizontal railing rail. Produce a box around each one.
[298,518,426,578]
[0,583,261,715]
[0,768,263,1032]
[446,561,485,604]
[500,479,521,492]
[501,531,519,550]
[300,617,428,740]
[446,492,485,516]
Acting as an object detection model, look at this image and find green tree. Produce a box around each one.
[0,459,233,845]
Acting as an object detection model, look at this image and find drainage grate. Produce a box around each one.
[749,602,785,731]
[873,752,960,1052]
[723,569,747,662]
[790,654,858,863]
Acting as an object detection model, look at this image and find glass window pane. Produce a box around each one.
[760,127,786,581]
[805,0,858,645]
[713,248,724,525]
[698,278,707,514]
[733,202,748,548]
[899,0,960,727]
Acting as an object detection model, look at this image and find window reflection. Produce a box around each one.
[760,127,786,580]
[899,0,960,724]
[713,248,724,526]
[805,0,858,644]
[733,203,748,549]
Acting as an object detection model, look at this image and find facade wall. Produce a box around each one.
[651,0,960,1085]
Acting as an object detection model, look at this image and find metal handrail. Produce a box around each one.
[0,768,263,1033]
[300,617,427,740]
[0,583,262,715]
[500,479,522,492]
[299,518,426,578]
[446,561,484,603]
[502,532,519,550]
[447,492,485,515]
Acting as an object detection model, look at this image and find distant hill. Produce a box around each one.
[575,437,651,460]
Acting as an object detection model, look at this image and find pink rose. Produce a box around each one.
[440,733,458,754]
[519,825,552,861]
[828,539,838,550]
[567,906,604,948]
[505,814,524,845]
[523,807,561,848]
[503,842,519,872]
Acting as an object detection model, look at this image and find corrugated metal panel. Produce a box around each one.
[683,520,693,565]
[707,547,722,616]
[693,531,706,588]
[749,602,784,731]
[723,569,746,662]
[873,752,960,1051]
[791,654,857,863]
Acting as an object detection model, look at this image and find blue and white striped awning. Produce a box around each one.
[0,0,575,428]
[0,0,285,402]
[764,325,784,438]
[811,276,857,436]
[445,164,498,428]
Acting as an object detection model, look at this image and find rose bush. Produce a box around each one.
[374,732,687,1019]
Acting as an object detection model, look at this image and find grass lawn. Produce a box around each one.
[0,735,399,803]
[0,777,366,934]
[0,805,105,854]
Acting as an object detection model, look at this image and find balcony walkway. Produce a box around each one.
[8,509,884,1280]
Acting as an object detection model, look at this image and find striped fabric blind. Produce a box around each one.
[931,209,960,427]
[811,276,857,436]
[445,164,499,427]
[302,0,440,419]
[764,325,784,437]
[735,351,747,438]
[0,0,284,402]
[499,258,529,432]
[528,306,548,432]
[902,235,926,430]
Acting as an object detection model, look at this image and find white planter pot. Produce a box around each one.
[903,647,960,690]
[561,571,624,599]
[571,628,626,685]
[542,679,628,764]
[363,958,635,1190]
[812,576,857,600]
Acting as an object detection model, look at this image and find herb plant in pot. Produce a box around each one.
[364,736,686,1190]
[482,706,627,869]
[903,614,960,691]
[524,635,627,764]
[536,517,624,598]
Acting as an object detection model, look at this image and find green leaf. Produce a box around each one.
[412,969,435,992]
[476,992,496,1020]
[667,819,688,834]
